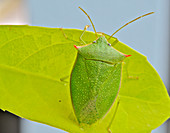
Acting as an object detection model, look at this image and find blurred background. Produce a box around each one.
[0,0,169,133]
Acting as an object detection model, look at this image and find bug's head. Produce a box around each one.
[74,36,131,64]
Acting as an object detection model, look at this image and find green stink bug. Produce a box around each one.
[70,7,154,125]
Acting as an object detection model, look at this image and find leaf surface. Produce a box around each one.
[0,25,169,133]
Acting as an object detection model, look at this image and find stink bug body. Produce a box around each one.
[71,35,128,124]
[70,7,154,125]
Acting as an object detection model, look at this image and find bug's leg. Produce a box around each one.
[126,66,139,80]
[107,97,120,133]
[60,28,80,43]
[96,32,108,39]
[109,37,119,47]
[60,28,67,39]
[123,62,139,80]
[128,75,139,80]
[96,32,103,34]
[79,25,90,44]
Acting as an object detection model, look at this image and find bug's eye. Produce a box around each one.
[108,43,111,46]
[93,41,96,43]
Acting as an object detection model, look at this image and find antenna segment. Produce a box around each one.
[108,12,154,40]
[79,7,98,38]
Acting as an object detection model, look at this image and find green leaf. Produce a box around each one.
[0,25,169,133]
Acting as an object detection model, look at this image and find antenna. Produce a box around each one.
[79,7,98,38]
[108,12,154,41]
